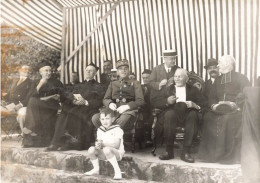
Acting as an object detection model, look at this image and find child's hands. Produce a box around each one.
[95,140,103,150]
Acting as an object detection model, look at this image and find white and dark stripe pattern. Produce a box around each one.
[1,0,259,85]
[63,0,259,85]
[1,0,63,51]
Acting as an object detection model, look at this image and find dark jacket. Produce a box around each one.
[68,79,105,109]
[148,64,179,91]
[151,83,207,110]
[4,77,34,106]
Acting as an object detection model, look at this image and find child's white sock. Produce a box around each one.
[107,156,122,180]
[84,159,99,176]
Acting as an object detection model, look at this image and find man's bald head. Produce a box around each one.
[174,68,189,87]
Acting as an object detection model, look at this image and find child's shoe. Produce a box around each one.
[113,171,122,180]
[84,168,99,176]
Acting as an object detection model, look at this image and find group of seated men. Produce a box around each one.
[1,50,252,164]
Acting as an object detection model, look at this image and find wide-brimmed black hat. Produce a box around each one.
[204,58,218,69]
[87,62,99,71]
[37,61,52,70]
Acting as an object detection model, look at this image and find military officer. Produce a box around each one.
[92,59,145,130]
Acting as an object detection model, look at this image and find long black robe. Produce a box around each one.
[61,79,105,150]
[199,71,250,163]
[22,77,63,147]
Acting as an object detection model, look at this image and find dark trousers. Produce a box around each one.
[51,104,72,146]
[162,105,199,153]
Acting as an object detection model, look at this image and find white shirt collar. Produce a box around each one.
[164,64,171,72]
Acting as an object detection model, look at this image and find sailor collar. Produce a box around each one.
[99,124,120,132]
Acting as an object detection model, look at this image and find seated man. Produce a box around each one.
[1,65,33,133]
[151,68,206,163]
[141,69,153,144]
[46,63,105,151]
[199,55,251,164]
[92,59,144,130]
[22,62,63,147]
[203,58,220,100]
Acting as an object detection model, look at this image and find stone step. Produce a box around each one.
[1,146,243,183]
[1,162,157,183]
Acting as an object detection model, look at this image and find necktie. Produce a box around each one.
[168,68,170,73]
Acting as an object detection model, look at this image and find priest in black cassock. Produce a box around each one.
[22,62,63,147]
[199,55,251,164]
[46,63,105,151]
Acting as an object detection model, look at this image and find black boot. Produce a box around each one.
[159,146,174,160]
[181,146,195,163]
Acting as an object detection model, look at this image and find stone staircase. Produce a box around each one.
[1,139,243,183]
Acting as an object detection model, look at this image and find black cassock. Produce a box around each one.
[61,79,105,150]
[199,71,251,164]
[22,77,63,147]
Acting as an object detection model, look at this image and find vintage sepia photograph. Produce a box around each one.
[1,0,259,183]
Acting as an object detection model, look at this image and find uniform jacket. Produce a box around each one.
[148,64,179,91]
[4,77,34,106]
[151,83,207,110]
[103,77,145,110]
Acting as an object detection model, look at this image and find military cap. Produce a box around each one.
[87,62,99,71]
[142,69,152,75]
[204,58,218,69]
[116,59,129,69]
[161,50,178,57]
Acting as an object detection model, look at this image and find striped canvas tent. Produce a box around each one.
[1,0,259,85]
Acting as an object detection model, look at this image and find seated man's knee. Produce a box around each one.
[188,110,198,119]
[17,107,27,122]
[164,109,177,119]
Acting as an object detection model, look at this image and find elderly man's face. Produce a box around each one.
[19,66,30,77]
[142,73,150,85]
[85,66,97,80]
[117,66,129,79]
[103,62,113,74]
[207,65,219,78]
[40,66,52,79]
[174,70,189,87]
[218,59,233,74]
[164,57,176,67]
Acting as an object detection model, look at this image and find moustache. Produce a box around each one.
[209,70,218,75]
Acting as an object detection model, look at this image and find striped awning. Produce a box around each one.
[62,0,260,85]
[1,0,63,50]
[1,0,259,85]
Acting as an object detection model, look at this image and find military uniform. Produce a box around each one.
[92,77,144,130]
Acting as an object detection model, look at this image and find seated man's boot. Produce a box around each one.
[181,153,195,163]
[159,146,174,160]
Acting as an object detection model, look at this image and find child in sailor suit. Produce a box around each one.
[85,108,124,180]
